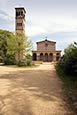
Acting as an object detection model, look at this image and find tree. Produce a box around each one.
[15,32,32,63]
[0,30,16,63]
[58,42,77,76]
[0,30,32,65]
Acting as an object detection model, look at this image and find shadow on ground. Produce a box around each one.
[0,68,74,115]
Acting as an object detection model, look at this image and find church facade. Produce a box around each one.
[32,39,61,62]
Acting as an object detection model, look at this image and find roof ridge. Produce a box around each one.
[36,39,56,43]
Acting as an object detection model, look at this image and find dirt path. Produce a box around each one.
[0,63,73,115]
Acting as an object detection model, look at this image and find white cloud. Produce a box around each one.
[26,24,46,37]
[0,13,12,21]
[0,0,77,52]
[26,14,77,37]
[1,0,77,37]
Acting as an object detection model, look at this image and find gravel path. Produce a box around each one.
[0,63,73,115]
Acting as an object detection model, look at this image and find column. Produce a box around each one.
[53,53,56,61]
[37,53,40,61]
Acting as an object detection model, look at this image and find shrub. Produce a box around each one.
[17,60,26,67]
[26,59,31,66]
[17,57,32,67]
[25,55,32,66]
[57,42,77,77]
[4,54,16,65]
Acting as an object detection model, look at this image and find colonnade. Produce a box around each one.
[33,52,60,62]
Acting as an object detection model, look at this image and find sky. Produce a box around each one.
[0,0,77,54]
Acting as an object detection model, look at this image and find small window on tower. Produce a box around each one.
[17,23,22,26]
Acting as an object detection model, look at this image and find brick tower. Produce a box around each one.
[15,7,26,62]
[15,7,26,34]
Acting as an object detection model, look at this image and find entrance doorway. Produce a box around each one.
[33,53,37,61]
[45,53,48,62]
[40,53,43,61]
[49,53,53,62]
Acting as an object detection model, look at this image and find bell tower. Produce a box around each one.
[15,7,26,34]
[15,7,26,62]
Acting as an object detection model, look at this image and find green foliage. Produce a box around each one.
[17,55,32,67]
[0,30,14,58]
[0,30,33,66]
[15,32,32,63]
[25,37,33,55]
[17,60,26,67]
[56,59,77,114]
[15,32,26,53]
[6,35,17,55]
[58,42,77,77]
[17,60,31,67]
[26,54,32,61]
[0,30,16,62]
[25,54,32,66]
[4,54,16,65]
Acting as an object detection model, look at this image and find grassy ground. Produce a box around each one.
[55,64,77,114]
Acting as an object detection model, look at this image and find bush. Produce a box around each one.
[26,59,31,66]
[17,60,26,67]
[25,55,32,66]
[17,58,32,67]
[57,42,77,77]
[4,54,16,65]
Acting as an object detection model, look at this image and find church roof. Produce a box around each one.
[36,39,56,44]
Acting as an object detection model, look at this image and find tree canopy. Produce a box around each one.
[0,30,16,58]
[0,30,32,65]
[58,42,77,76]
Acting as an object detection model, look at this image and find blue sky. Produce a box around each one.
[0,0,77,54]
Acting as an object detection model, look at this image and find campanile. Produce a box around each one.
[15,7,26,61]
[15,7,26,34]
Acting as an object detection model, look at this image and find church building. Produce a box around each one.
[32,39,61,62]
